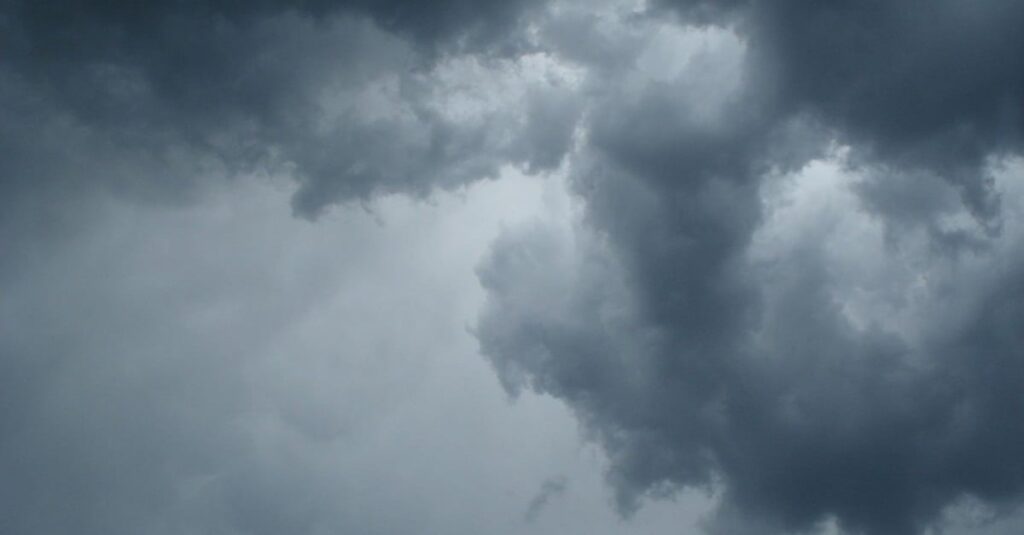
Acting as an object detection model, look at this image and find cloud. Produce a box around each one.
[525,476,569,522]
[0,0,578,221]
[663,0,1024,228]
[5,1,1024,534]
[477,2,1024,534]
[0,172,567,534]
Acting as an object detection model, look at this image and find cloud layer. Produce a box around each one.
[4,1,1024,534]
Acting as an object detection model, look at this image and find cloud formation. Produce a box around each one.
[665,0,1024,229]
[5,1,1024,534]
[478,1,1024,534]
[1,0,576,218]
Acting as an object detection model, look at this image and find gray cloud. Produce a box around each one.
[525,476,568,522]
[478,2,1024,534]
[663,0,1024,229]
[0,0,576,221]
[6,1,1024,534]
[1,173,715,535]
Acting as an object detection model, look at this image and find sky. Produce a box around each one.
[2,1,1024,534]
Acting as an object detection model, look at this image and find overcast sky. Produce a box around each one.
[3,1,1024,534]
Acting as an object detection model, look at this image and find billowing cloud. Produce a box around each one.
[0,0,577,220]
[478,1,1024,534]
[0,169,719,535]
[5,1,1024,534]
[662,0,1024,228]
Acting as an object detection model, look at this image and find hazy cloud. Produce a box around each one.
[525,476,569,522]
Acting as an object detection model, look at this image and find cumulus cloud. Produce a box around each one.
[664,0,1024,227]
[5,1,1024,534]
[477,1,1024,534]
[0,0,578,220]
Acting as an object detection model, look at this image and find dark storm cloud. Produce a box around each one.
[479,1,1024,534]
[0,0,571,221]
[0,3,590,534]
[660,0,1024,228]
[6,0,544,53]
[6,0,1024,534]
